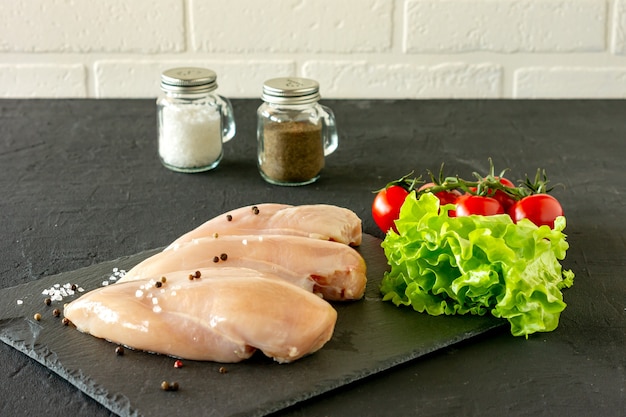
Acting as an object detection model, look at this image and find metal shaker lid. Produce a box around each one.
[262,77,321,105]
[160,67,218,94]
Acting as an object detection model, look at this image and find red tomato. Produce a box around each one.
[490,177,517,211]
[470,177,517,211]
[455,195,505,217]
[418,183,462,216]
[418,183,462,205]
[372,185,409,233]
[508,194,563,228]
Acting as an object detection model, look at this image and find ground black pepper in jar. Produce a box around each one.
[256,78,338,186]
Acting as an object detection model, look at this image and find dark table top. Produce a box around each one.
[1,99,624,416]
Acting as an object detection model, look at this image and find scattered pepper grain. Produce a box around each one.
[34,313,42,321]
[52,308,61,317]
[226,214,233,221]
[155,281,162,288]
[115,346,124,356]
[220,253,228,261]
[44,297,52,306]
[212,256,220,263]
[161,381,179,391]
[62,317,70,326]
[160,276,167,283]
[194,270,201,278]
[218,366,228,374]
[252,206,259,215]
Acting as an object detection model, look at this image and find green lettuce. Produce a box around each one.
[380,192,575,337]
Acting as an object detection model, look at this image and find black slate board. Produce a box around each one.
[0,234,503,417]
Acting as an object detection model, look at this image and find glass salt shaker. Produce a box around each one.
[256,77,338,186]
[157,67,236,173]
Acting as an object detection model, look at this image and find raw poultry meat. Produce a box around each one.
[64,267,337,363]
[165,203,362,249]
[119,234,367,301]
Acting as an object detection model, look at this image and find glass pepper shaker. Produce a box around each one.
[256,77,338,186]
[157,67,236,173]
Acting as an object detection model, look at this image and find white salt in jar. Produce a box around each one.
[157,67,236,172]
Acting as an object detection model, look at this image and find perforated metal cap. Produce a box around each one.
[160,67,218,94]
[262,77,321,105]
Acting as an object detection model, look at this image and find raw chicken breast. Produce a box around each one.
[119,235,367,301]
[166,203,362,249]
[64,268,337,363]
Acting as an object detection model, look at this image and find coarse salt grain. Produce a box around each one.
[16,300,23,305]
[101,268,127,286]
[41,282,82,303]
[107,268,127,283]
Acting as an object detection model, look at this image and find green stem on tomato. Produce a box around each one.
[383,160,556,203]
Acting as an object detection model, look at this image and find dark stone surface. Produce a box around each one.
[1,99,624,416]
[0,235,502,417]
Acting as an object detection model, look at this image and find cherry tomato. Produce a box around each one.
[470,177,517,211]
[418,183,462,205]
[418,182,462,216]
[455,195,505,217]
[490,177,517,212]
[372,185,409,233]
[509,194,563,228]
[489,177,517,212]
[494,177,514,188]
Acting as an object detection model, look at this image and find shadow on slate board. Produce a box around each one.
[0,234,503,417]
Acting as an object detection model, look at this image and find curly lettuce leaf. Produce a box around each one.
[380,192,574,337]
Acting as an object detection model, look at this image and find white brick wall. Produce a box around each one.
[404,0,607,53]
[1,0,626,99]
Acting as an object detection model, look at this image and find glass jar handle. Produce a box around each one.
[320,105,338,156]
[216,95,236,142]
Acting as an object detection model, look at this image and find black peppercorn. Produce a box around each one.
[161,380,179,391]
